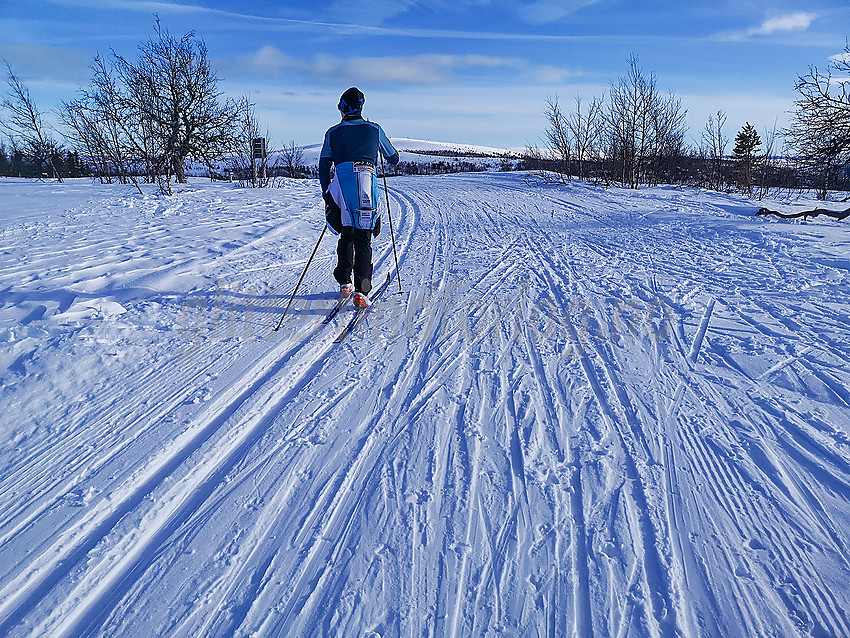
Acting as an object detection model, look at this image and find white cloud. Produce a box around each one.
[749,13,816,36]
[223,47,574,87]
[307,53,523,85]
[721,12,817,41]
[529,65,579,84]
[319,55,451,85]
[245,46,294,76]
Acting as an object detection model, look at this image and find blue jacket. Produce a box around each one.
[320,116,399,232]
[319,116,399,191]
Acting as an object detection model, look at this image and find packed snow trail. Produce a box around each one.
[0,174,849,637]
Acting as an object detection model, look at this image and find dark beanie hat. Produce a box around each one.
[338,87,365,115]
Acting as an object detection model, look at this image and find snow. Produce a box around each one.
[1,173,849,637]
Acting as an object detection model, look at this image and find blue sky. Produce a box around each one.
[1,0,848,150]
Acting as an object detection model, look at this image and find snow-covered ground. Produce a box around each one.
[1,173,849,637]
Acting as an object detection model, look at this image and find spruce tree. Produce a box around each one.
[0,144,9,176]
[732,122,761,193]
[733,122,761,160]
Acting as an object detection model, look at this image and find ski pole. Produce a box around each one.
[380,155,403,294]
[273,225,326,331]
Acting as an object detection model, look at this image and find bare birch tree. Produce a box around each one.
[2,61,62,181]
[701,110,728,191]
[785,43,850,199]
[543,95,571,181]
[61,54,144,192]
[566,94,605,181]
[110,19,243,194]
[278,140,306,179]
[606,55,687,188]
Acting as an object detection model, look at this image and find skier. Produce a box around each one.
[320,87,399,308]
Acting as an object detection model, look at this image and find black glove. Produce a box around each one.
[372,216,381,237]
[322,191,335,207]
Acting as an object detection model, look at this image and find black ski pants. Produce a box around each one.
[333,227,373,295]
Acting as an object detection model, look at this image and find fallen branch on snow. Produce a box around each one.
[755,206,850,221]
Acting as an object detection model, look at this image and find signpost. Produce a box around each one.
[251,137,267,186]
[251,137,266,160]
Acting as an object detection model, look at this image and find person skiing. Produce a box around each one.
[320,87,399,308]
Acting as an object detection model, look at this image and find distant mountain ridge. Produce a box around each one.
[299,138,523,166]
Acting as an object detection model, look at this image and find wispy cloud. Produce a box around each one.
[323,0,601,28]
[43,0,628,42]
[0,42,91,83]
[222,46,576,86]
[516,0,602,25]
[720,12,817,42]
[326,0,430,25]
[49,0,246,18]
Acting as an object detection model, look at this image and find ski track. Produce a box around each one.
[1,174,849,636]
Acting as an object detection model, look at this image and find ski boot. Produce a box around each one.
[353,291,372,308]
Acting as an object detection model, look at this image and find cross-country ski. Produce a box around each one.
[322,291,351,325]
[334,273,392,343]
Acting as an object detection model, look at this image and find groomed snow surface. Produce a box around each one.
[1,173,849,637]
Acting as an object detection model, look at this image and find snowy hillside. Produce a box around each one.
[1,173,849,637]
[299,137,519,168]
